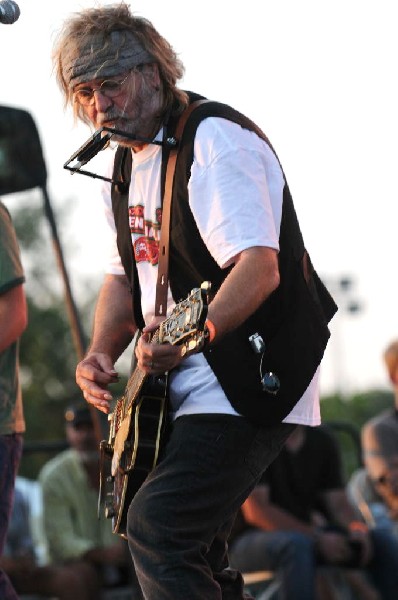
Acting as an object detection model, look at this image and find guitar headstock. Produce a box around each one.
[158,281,211,354]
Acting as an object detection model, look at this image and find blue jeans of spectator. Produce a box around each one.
[0,433,23,600]
[368,527,398,600]
[229,527,398,600]
[229,530,316,600]
[127,414,295,599]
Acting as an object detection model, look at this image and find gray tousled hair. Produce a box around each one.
[53,3,188,121]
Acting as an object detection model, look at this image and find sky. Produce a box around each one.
[1,0,397,396]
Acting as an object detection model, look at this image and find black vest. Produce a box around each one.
[111,94,337,425]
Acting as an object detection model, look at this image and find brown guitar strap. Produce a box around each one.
[155,99,210,317]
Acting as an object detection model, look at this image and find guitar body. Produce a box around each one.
[100,283,211,538]
[110,374,168,537]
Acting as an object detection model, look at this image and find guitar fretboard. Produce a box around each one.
[120,329,161,418]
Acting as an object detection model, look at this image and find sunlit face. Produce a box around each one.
[73,63,161,147]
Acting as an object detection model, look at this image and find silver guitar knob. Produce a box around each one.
[105,502,116,519]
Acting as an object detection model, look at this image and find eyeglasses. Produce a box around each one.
[73,73,131,107]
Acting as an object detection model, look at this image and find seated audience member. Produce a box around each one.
[39,403,141,599]
[229,425,398,600]
[0,483,92,599]
[361,340,398,531]
[348,468,398,535]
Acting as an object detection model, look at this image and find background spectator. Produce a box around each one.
[0,481,101,599]
[39,403,140,599]
[360,340,398,532]
[229,425,398,599]
[0,200,28,599]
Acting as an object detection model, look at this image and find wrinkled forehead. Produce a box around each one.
[61,29,153,89]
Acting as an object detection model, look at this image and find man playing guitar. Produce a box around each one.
[54,3,336,598]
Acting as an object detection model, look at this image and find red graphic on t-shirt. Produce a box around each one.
[130,205,161,266]
[129,205,145,234]
[147,238,159,265]
[134,237,148,262]
[134,237,159,265]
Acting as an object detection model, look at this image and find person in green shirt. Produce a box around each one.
[39,403,139,599]
[0,200,28,600]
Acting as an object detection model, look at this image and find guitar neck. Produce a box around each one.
[123,329,161,414]
[115,282,209,422]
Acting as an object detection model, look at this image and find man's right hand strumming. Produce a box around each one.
[76,352,119,414]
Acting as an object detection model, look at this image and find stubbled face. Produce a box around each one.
[73,63,162,147]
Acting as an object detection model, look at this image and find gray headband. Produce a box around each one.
[62,30,153,88]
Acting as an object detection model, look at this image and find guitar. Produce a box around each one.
[99,282,211,538]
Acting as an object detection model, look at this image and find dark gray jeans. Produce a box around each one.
[127,414,295,599]
[0,433,23,600]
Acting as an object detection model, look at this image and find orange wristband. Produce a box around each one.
[205,319,216,344]
[348,521,369,534]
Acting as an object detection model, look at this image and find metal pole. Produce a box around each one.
[41,184,104,445]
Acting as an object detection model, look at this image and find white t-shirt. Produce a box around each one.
[102,117,321,425]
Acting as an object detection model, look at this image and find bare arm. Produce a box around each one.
[0,283,27,353]
[362,423,390,483]
[206,246,279,338]
[241,484,314,536]
[136,246,280,372]
[321,488,373,565]
[83,539,128,567]
[88,274,136,360]
[76,274,137,413]
[321,488,361,530]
